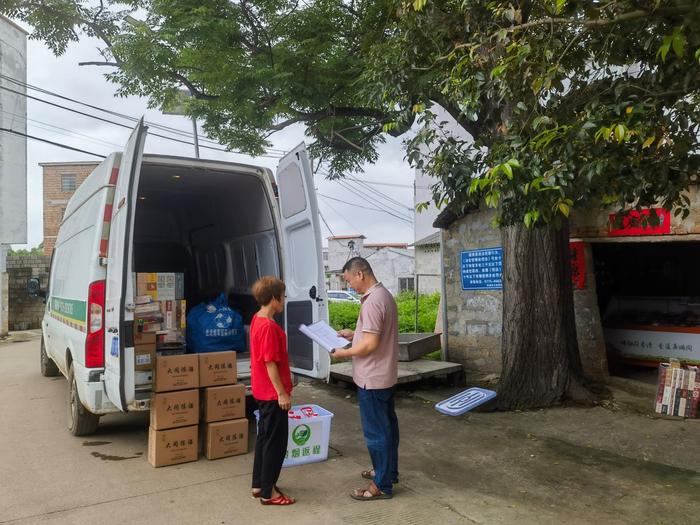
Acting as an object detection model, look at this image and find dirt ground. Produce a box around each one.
[1,333,698,525]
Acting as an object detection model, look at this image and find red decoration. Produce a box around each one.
[570,241,586,290]
[608,208,671,237]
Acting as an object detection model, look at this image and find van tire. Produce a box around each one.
[67,364,100,436]
[40,338,60,377]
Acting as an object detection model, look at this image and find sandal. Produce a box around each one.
[361,469,399,483]
[260,494,296,506]
[251,486,284,499]
[350,481,393,501]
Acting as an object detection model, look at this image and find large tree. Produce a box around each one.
[7,0,700,408]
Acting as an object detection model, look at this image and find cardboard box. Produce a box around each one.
[201,384,245,422]
[135,343,156,371]
[136,272,158,300]
[204,419,248,460]
[198,351,237,387]
[148,425,198,467]
[156,273,184,301]
[150,389,199,430]
[153,354,199,392]
[134,331,156,346]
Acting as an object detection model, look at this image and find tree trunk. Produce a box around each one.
[497,222,586,409]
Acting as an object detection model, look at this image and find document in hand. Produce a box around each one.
[299,320,351,353]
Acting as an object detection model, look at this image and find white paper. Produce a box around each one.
[299,320,351,352]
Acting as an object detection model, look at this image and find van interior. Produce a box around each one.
[132,158,282,357]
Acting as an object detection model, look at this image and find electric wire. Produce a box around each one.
[318,193,413,224]
[333,177,414,223]
[0,72,288,155]
[0,83,283,158]
[319,168,413,220]
[0,127,106,158]
[347,174,414,212]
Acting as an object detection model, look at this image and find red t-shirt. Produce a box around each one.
[250,314,293,401]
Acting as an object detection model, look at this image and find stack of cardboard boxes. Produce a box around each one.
[148,351,248,467]
[134,272,187,349]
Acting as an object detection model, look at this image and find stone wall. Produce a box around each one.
[441,207,503,374]
[441,209,609,379]
[7,255,50,330]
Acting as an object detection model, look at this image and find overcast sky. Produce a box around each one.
[11,23,420,249]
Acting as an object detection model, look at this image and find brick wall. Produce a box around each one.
[7,255,50,330]
[42,162,99,255]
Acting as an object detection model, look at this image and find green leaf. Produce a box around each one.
[490,65,506,79]
[502,163,513,179]
[672,27,685,57]
[413,0,428,11]
[642,136,655,149]
[695,48,700,64]
[614,124,626,143]
[555,0,567,15]
[507,158,520,168]
[557,202,570,217]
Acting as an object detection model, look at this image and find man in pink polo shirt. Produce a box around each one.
[331,257,399,501]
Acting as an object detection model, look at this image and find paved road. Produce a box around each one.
[1,335,699,525]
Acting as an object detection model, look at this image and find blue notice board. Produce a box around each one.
[460,248,503,290]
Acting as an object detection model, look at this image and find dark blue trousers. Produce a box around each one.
[357,386,399,494]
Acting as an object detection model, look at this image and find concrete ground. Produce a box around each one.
[1,334,699,525]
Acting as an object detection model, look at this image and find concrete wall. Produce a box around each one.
[6,255,50,330]
[365,248,414,295]
[0,16,27,245]
[41,162,99,254]
[415,243,441,294]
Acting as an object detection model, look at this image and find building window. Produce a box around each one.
[399,277,415,292]
[61,173,77,192]
[323,252,328,261]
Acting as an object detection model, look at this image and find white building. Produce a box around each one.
[0,15,27,336]
[413,103,473,295]
[324,235,414,295]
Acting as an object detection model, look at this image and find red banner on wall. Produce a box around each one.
[608,208,671,237]
[569,241,586,290]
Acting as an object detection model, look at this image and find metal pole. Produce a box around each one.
[414,273,419,333]
[0,244,8,336]
[192,117,200,158]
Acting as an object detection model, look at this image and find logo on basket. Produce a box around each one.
[292,424,311,446]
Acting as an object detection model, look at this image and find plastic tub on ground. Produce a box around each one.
[254,404,334,467]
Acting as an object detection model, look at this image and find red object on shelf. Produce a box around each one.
[608,208,671,237]
[569,241,586,290]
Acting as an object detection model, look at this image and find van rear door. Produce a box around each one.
[104,119,148,410]
[276,144,330,380]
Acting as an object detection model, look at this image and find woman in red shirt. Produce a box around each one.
[250,276,295,506]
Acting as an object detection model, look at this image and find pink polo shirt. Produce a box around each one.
[352,282,399,389]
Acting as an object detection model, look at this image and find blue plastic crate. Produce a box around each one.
[435,387,497,416]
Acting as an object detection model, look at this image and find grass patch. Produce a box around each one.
[328,292,440,334]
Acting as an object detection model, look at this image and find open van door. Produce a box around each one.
[104,119,148,410]
[276,144,330,380]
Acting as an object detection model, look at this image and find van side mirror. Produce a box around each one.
[27,277,46,299]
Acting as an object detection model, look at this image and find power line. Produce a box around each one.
[0,72,288,155]
[317,197,363,233]
[319,169,413,220]
[318,193,413,224]
[0,83,283,158]
[348,174,414,212]
[0,127,106,158]
[334,177,414,222]
[317,207,337,237]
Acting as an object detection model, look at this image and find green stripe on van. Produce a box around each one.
[51,297,87,323]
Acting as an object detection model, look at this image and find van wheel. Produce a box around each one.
[40,338,59,377]
[67,364,99,436]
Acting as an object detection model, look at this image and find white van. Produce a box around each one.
[31,120,330,436]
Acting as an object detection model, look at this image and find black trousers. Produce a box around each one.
[252,399,288,498]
